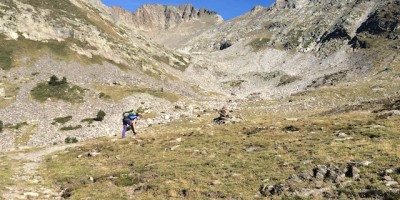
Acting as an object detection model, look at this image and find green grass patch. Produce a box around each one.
[0,35,70,70]
[14,124,38,146]
[222,80,246,88]
[52,116,73,125]
[278,74,301,86]
[0,33,123,70]
[65,136,78,144]
[114,174,139,187]
[60,125,82,131]
[90,84,182,102]
[152,55,170,65]
[0,43,13,70]
[40,93,400,199]
[30,76,85,103]
[248,37,270,52]
[0,81,19,109]
[0,157,19,192]
[68,182,128,200]
[81,118,94,124]
[5,121,28,130]
[98,92,111,100]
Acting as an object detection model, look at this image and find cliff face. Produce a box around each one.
[181,0,399,54]
[110,4,222,31]
[168,0,399,101]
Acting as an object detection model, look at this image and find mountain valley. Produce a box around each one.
[0,0,399,199]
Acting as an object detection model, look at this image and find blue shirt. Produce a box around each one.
[128,114,138,120]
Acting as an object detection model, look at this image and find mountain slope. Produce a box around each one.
[169,0,400,98]
[0,0,400,199]
[0,0,224,150]
[0,0,399,157]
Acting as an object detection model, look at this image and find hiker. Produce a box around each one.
[121,110,142,138]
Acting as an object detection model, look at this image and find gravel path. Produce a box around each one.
[2,143,80,200]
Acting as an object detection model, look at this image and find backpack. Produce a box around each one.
[122,110,137,119]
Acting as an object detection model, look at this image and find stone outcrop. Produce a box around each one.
[260,163,400,199]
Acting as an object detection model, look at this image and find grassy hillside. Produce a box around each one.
[38,87,400,199]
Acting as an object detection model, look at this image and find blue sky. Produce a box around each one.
[101,0,276,21]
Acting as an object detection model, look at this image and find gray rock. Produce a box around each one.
[24,192,39,198]
[295,187,330,198]
[313,165,328,180]
[268,184,287,195]
[0,87,5,97]
[383,175,393,181]
[361,161,372,166]
[211,180,221,185]
[88,151,100,157]
[385,181,399,187]
[169,145,180,151]
[298,171,313,181]
[385,169,394,174]
[389,110,400,116]
[287,174,303,183]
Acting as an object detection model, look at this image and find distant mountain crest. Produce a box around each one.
[110,4,222,31]
[272,0,358,10]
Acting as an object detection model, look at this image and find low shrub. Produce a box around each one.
[65,136,78,143]
[52,116,72,125]
[99,92,111,99]
[6,121,28,130]
[0,120,3,132]
[94,110,106,121]
[48,75,67,85]
[277,75,300,86]
[31,75,85,103]
[60,125,82,131]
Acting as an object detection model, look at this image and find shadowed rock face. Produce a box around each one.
[356,1,400,35]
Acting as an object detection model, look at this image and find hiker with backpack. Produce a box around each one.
[121,109,142,138]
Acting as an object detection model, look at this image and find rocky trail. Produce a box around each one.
[2,144,80,200]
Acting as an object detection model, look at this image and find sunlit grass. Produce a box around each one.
[89,84,183,102]
[0,81,19,109]
[40,100,400,199]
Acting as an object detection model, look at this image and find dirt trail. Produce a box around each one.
[2,144,79,200]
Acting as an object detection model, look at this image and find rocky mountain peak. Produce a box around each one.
[272,0,355,10]
[273,0,297,9]
[250,5,265,13]
[110,3,222,31]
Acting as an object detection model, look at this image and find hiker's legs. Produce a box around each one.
[122,124,127,138]
[122,117,131,138]
[131,120,136,135]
